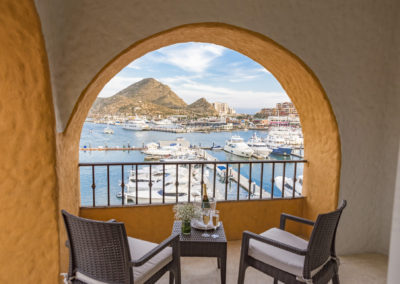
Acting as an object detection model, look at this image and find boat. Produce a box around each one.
[223,136,254,158]
[264,132,292,156]
[118,166,207,203]
[123,117,149,131]
[274,175,303,197]
[103,126,114,134]
[247,133,272,156]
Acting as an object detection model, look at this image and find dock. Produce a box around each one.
[195,149,270,197]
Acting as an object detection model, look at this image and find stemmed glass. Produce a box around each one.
[201,209,210,237]
[211,210,220,238]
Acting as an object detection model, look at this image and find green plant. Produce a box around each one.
[173,203,201,221]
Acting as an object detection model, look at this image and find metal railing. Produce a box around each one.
[79,160,307,207]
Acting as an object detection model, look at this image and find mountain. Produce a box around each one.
[187,98,218,116]
[89,78,216,117]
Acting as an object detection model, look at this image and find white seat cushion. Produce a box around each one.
[128,237,173,284]
[75,237,172,284]
[248,228,308,277]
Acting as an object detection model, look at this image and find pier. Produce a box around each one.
[195,148,271,197]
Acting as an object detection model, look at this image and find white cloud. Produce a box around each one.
[168,81,288,109]
[154,43,225,73]
[98,76,143,97]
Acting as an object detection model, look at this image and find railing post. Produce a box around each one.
[135,165,138,205]
[213,163,217,198]
[188,164,191,202]
[260,163,264,199]
[162,164,165,204]
[225,163,229,200]
[107,165,110,206]
[237,163,241,201]
[282,163,286,198]
[91,165,96,207]
[121,165,124,205]
[271,162,275,199]
[149,165,152,204]
[175,164,179,203]
[293,162,297,198]
[248,162,252,200]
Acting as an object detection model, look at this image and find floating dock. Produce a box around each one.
[196,149,270,197]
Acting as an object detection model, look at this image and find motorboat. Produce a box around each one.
[274,175,303,197]
[247,133,272,156]
[103,126,114,134]
[223,136,254,158]
[119,166,206,203]
[264,132,292,156]
[123,117,149,131]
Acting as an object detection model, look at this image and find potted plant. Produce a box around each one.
[173,203,201,235]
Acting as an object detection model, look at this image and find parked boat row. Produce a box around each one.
[222,129,303,158]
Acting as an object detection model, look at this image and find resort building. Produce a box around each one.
[212,102,236,116]
[0,1,399,283]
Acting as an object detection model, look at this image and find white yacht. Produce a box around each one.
[123,117,149,131]
[223,136,254,158]
[247,133,272,156]
[274,175,303,197]
[103,126,114,134]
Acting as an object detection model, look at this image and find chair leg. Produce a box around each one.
[169,271,174,284]
[332,273,340,284]
[274,279,278,284]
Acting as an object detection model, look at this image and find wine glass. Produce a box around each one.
[201,210,210,237]
[211,210,220,238]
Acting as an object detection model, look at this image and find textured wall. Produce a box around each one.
[0,0,59,282]
[54,23,341,273]
[80,199,305,242]
[34,0,400,257]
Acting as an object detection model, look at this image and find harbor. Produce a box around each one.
[79,122,304,206]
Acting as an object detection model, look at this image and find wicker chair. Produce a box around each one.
[238,200,347,284]
[61,210,181,284]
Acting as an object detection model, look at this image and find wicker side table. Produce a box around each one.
[172,220,227,284]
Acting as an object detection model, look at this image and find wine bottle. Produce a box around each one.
[201,184,210,209]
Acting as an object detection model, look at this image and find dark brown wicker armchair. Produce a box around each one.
[238,200,347,284]
[61,210,181,284]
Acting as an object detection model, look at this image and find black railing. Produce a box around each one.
[79,160,307,207]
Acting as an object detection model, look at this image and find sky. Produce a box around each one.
[98,42,289,114]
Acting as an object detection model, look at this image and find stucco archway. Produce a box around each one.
[57,23,341,269]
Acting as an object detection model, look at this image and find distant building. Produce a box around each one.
[212,102,236,116]
[256,101,298,118]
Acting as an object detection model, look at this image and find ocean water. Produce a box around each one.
[79,122,304,206]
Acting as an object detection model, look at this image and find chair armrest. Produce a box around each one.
[280,213,315,230]
[242,230,307,256]
[130,233,180,267]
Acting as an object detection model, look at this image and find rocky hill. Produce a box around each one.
[187,98,217,116]
[89,78,217,117]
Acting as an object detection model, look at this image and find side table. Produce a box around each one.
[172,220,227,284]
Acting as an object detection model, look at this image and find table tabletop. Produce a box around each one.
[172,220,227,243]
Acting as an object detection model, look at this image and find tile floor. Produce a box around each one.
[158,241,388,284]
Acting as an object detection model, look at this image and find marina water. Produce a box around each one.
[80,122,304,206]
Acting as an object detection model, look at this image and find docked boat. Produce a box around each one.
[264,133,292,156]
[223,136,254,158]
[274,175,303,197]
[118,166,206,203]
[247,133,272,156]
[103,126,114,134]
[123,117,149,131]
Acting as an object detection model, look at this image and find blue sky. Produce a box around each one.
[98,43,289,114]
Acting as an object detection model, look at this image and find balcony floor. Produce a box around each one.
[158,241,387,284]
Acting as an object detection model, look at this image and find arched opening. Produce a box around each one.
[56,23,340,270]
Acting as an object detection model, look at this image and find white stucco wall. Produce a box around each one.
[34,0,400,255]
